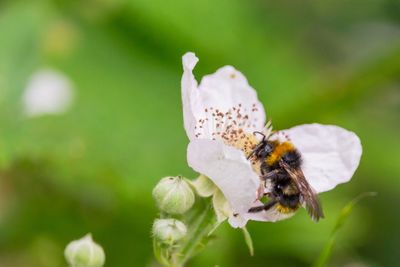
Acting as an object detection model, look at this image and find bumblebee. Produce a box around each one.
[247,132,324,221]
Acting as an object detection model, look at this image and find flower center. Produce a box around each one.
[193,103,269,175]
[194,103,260,140]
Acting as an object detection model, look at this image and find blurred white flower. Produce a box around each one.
[181,52,362,228]
[22,69,74,117]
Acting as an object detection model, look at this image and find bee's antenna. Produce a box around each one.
[247,131,266,160]
[253,131,266,141]
[246,149,257,160]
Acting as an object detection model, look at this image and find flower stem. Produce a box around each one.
[177,203,216,267]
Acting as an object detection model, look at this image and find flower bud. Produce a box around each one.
[64,234,105,267]
[152,218,187,244]
[152,176,195,214]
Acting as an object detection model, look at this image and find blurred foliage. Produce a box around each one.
[0,0,399,266]
[313,192,377,267]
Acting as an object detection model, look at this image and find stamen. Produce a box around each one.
[194,103,262,145]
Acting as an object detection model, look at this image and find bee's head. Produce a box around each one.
[256,141,274,158]
[247,132,276,160]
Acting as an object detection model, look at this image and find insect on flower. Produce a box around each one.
[181,52,362,228]
[247,130,324,221]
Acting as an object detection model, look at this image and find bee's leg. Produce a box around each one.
[247,142,262,160]
[256,184,265,200]
[248,200,278,213]
[261,169,280,181]
[258,169,279,199]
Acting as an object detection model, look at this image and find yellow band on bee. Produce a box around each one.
[275,203,298,214]
[266,142,295,166]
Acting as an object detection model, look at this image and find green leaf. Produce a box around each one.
[313,192,377,267]
[153,238,172,267]
[242,227,254,257]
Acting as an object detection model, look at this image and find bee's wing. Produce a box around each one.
[272,124,362,193]
[280,161,324,221]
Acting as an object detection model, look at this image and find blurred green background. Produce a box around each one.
[0,0,399,266]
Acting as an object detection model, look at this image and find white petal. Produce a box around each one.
[181,52,265,141]
[245,201,296,222]
[228,214,248,228]
[22,69,74,117]
[246,210,295,222]
[181,52,199,140]
[229,201,295,226]
[187,139,260,223]
[274,123,362,193]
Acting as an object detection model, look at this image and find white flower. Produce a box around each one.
[181,52,362,228]
[22,69,74,117]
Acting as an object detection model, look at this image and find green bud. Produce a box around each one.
[64,234,105,267]
[152,218,187,244]
[152,176,195,214]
